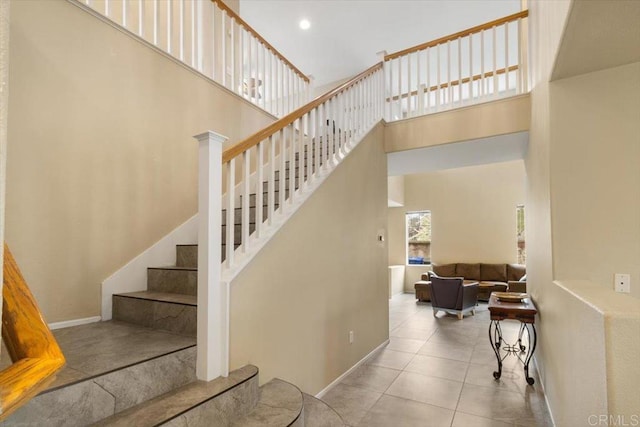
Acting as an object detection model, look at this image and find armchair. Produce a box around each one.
[430,276,479,320]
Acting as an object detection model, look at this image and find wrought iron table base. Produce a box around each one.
[489,320,537,385]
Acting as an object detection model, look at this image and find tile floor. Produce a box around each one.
[322,293,553,427]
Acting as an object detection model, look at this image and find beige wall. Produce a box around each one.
[228,124,389,394]
[384,94,531,153]
[387,175,404,206]
[551,62,640,298]
[527,0,640,423]
[6,0,275,322]
[0,0,9,344]
[388,161,526,292]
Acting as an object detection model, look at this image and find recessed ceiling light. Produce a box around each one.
[299,19,311,30]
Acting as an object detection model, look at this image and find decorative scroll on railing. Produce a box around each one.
[79,0,310,117]
[220,63,383,269]
[384,10,528,121]
[0,244,65,421]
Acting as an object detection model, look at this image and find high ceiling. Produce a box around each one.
[239,0,521,88]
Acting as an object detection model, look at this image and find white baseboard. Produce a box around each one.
[49,316,101,330]
[315,339,390,399]
[533,356,556,427]
[101,215,198,320]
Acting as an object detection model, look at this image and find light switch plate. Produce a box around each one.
[614,273,631,293]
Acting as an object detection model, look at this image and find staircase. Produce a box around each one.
[0,145,345,426]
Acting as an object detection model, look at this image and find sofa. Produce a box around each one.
[415,263,526,302]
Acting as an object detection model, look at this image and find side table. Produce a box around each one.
[487,294,538,385]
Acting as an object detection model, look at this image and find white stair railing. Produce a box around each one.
[220,63,383,272]
[384,10,529,122]
[194,63,383,380]
[76,0,310,117]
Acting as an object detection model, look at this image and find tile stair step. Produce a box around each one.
[147,266,197,296]
[112,291,197,337]
[176,244,197,268]
[0,321,197,427]
[302,393,346,427]
[92,365,260,426]
[231,378,304,427]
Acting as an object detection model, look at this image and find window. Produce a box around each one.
[517,204,526,264]
[407,211,431,265]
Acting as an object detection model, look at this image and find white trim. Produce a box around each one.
[315,339,390,399]
[533,356,556,427]
[101,214,198,320]
[49,316,101,330]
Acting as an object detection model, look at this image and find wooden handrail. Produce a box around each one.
[0,244,65,421]
[386,65,520,102]
[222,62,383,163]
[212,0,309,83]
[385,10,529,61]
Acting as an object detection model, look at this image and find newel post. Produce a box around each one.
[193,130,229,381]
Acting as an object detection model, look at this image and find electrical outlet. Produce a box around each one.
[614,273,631,293]
[349,331,354,344]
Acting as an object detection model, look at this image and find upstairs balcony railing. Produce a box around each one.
[78,0,310,117]
[384,10,529,121]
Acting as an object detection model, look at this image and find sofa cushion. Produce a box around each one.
[456,263,480,280]
[432,263,456,277]
[507,264,526,282]
[480,263,507,282]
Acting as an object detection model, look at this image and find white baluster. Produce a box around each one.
[303,113,310,188]
[153,0,159,46]
[436,44,441,110]
[397,57,402,120]
[221,10,226,87]
[166,0,172,54]
[447,40,451,107]
[492,25,498,96]
[230,19,235,94]
[226,158,235,268]
[407,53,412,117]
[105,0,110,17]
[416,50,421,116]
[517,18,522,94]
[279,129,286,210]
[268,136,275,225]
[314,107,320,176]
[505,22,509,94]
[239,28,244,97]
[210,3,215,81]
[469,33,474,100]
[122,0,127,27]
[191,0,196,67]
[241,148,250,254]
[289,122,296,204]
[179,0,185,61]
[385,60,391,121]
[426,48,431,111]
[138,0,144,37]
[480,29,485,97]
[256,141,264,237]
[458,37,462,105]
[261,44,267,110]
